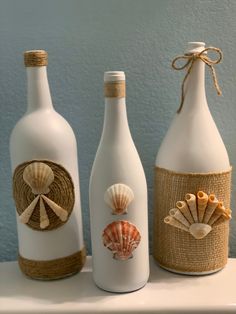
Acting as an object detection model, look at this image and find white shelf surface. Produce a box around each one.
[0,257,236,314]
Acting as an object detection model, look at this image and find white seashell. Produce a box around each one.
[185,193,198,223]
[176,200,194,224]
[169,208,190,227]
[41,195,68,222]
[102,220,141,260]
[189,223,212,239]
[104,183,134,215]
[19,195,40,224]
[164,216,189,232]
[164,191,231,240]
[39,196,50,229]
[23,162,54,195]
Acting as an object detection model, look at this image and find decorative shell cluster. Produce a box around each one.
[102,220,141,260]
[20,162,68,229]
[164,191,231,239]
[104,183,134,215]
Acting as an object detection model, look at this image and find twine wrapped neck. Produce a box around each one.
[172,47,223,113]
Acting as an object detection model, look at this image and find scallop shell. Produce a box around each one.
[102,220,141,260]
[104,183,134,215]
[164,191,231,239]
[23,162,54,195]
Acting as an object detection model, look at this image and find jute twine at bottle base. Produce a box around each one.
[18,247,86,280]
[153,167,231,273]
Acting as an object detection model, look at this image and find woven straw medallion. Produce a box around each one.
[13,160,75,231]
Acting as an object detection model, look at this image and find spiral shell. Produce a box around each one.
[23,162,54,195]
[164,191,231,239]
[102,220,141,260]
[104,183,134,215]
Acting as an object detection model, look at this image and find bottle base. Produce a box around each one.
[93,278,148,293]
[157,262,224,276]
[18,247,86,280]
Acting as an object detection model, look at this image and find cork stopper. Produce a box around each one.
[104,71,126,98]
[24,50,48,67]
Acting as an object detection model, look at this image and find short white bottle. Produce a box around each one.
[89,71,149,292]
[10,50,86,279]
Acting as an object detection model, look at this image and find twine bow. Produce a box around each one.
[172,47,223,113]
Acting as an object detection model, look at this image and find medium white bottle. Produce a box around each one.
[10,50,86,279]
[153,42,231,274]
[89,71,149,292]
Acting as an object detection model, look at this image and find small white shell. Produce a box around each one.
[189,223,212,239]
[23,162,54,195]
[41,195,68,222]
[164,191,231,240]
[104,183,134,215]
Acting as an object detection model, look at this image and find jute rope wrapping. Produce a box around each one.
[13,160,75,231]
[153,167,232,273]
[18,247,86,280]
[24,50,48,67]
[104,81,126,98]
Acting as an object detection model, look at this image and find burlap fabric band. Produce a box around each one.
[153,166,232,273]
[18,247,86,280]
[13,160,75,231]
[104,81,126,98]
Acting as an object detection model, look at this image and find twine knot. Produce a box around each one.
[172,47,223,113]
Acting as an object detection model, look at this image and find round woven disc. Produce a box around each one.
[13,160,75,231]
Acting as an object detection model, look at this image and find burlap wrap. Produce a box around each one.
[18,247,86,280]
[153,166,232,273]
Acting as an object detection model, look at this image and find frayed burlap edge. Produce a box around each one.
[153,166,232,273]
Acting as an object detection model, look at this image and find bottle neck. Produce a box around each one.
[26,66,53,113]
[180,58,208,114]
[101,97,131,142]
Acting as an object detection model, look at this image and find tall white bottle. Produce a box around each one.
[89,71,149,292]
[153,42,231,274]
[10,50,86,279]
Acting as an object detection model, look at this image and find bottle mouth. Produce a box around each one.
[185,42,206,54]
[104,71,125,82]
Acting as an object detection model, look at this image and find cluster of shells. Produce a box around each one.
[102,183,141,260]
[164,191,231,239]
[19,162,68,229]
[102,220,141,260]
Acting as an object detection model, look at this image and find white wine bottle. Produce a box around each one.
[89,71,149,292]
[154,42,231,274]
[10,50,86,279]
